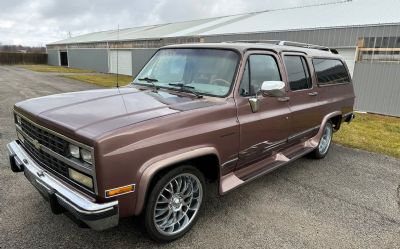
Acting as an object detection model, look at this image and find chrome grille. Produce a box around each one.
[15,112,96,193]
[20,118,68,156]
[22,138,70,177]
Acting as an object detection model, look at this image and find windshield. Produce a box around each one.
[133,48,239,97]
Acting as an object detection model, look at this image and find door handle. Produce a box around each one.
[277,97,290,102]
[308,92,318,96]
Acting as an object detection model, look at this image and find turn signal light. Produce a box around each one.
[105,184,135,198]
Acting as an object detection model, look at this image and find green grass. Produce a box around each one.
[61,74,133,87]
[20,65,93,73]
[333,113,400,158]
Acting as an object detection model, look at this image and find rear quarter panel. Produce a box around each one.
[317,82,355,117]
[313,56,355,118]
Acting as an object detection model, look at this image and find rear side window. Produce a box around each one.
[240,54,281,96]
[284,56,312,91]
[312,58,350,84]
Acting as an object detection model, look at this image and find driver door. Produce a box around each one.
[236,51,291,170]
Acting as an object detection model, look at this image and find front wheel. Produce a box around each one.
[310,121,333,159]
[144,166,205,242]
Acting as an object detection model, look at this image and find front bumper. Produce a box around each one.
[7,140,119,231]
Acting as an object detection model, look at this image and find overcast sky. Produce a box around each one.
[0,0,336,46]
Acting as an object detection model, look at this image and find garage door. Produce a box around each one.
[109,50,132,76]
[336,48,356,77]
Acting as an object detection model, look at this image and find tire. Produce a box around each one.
[144,165,205,242]
[310,121,333,159]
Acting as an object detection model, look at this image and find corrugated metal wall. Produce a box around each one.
[47,49,59,66]
[68,49,109,73]
[353,62,400,116]
[205,25,400,116]
[203,24,400,47]
[131,48,158,77]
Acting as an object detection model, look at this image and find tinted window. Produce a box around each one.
[312,58,350,84]
[240,55,281,96]
[284,56,312,91]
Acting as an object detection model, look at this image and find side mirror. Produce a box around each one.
[260,81,286,97]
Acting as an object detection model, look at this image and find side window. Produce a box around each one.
[284,55,312,91]
[312,58,351,84]
[240,54,281,96]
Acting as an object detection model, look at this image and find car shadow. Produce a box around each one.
[75,157,314,246]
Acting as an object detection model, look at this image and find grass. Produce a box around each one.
[61,74,133,87]
[333,112,400,158]
[20,64,93,73]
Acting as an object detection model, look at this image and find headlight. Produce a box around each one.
[68,144,93,165]
[68,168,93,189]
[80,149,92,164]
[69,144,80,159]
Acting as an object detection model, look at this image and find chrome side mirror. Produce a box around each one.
[248,81,286,113]
[260,81,286,97]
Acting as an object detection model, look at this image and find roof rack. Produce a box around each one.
[226,40,338,53]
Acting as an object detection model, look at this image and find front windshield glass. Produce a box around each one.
[133,48,239,97]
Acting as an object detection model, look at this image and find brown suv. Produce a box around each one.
[7,41,355,242]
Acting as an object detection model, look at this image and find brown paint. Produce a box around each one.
[12,42,355,218]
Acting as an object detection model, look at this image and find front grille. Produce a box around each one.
[22,138,69,177]
[15,114,95,193]
[20,118,68,156]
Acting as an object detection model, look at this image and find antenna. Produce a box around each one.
[116,24,119,88]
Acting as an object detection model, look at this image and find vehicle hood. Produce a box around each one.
[14,87,220,141]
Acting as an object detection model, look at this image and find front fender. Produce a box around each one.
[134,146,220,215]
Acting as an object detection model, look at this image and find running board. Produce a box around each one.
[219,142,315,195]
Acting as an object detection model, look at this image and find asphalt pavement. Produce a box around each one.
[0,66,399,248]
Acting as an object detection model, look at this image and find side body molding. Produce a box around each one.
[134,146,220,215]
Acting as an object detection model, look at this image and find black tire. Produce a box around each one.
[310,121,333,159]
[144,165,205,242]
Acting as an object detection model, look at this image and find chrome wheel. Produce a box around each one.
[318,123,332,155]
[153,173,203,236]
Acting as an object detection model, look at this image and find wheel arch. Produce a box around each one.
[134,147,220,215]
[330,114,342,132]
[309,111,342,147]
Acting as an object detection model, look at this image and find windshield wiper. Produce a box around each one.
[138,77,158,82]
[137,77,159,92]
[168,83,203,98]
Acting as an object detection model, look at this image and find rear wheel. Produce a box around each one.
[144,165,205,242]
[310,121,333,159]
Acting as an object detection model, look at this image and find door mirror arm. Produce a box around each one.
[248,81,286,113]
[249,92,260,113]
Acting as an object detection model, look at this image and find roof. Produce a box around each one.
[48,0,400,45]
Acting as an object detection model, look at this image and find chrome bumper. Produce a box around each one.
[7,140,119,231]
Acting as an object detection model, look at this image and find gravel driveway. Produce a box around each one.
[0,66,399,249]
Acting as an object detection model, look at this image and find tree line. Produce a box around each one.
[0,43,46,53]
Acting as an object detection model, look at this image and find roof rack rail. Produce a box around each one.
[225,40,335,53]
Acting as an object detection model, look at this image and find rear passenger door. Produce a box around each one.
[283,53,323,143]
